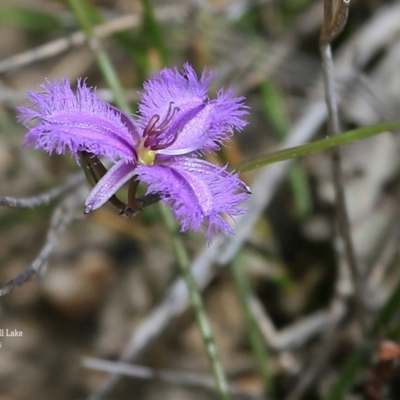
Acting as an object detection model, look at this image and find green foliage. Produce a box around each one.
[0,4,61,32]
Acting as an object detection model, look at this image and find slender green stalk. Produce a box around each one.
[328,346,366,400]
[67,0,130,113]
[161,205,230,400]
[231,259,273,399]
[235,120,400,173]
[140,0,168,65]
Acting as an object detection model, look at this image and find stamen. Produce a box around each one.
[143,102,180,148]
[151,129,180,151]
[155,102,178,132]
[142,115,160,139]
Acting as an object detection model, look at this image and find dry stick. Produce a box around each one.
[286,2,362,399]
[87,4,400,399]
[0,4,189,75]
[320,0,366,329]
[0,187,86,296]
[367,218,400,297]
[83,358,255,399]
[0,173,85,209]
[0,0,260,77]
[87,238,225,400]
[250,297,339,352]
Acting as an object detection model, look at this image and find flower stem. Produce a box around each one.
[235,120,400,173]
[67,0,130,113]
[161,205,230,400]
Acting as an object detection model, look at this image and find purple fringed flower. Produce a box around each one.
[18,64,250,241]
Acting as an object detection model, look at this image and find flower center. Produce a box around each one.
[137,102,180,165]
[137,145,156,165]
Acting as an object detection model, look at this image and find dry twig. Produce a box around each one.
[0,186,87,297]
[83,358,258,399]
[0,173,85,209]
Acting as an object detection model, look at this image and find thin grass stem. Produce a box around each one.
[235,120,400,173]
[161,205,230,400]
[231,259,273,399]
[67,0,130,113]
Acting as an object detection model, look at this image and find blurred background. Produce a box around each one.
[1,0,400,399]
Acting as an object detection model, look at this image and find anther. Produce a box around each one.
[142,115,160,139]
[143,103,180,148]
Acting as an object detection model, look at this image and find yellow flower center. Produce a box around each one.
[139,149,156,165]
[137,140,156,165]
